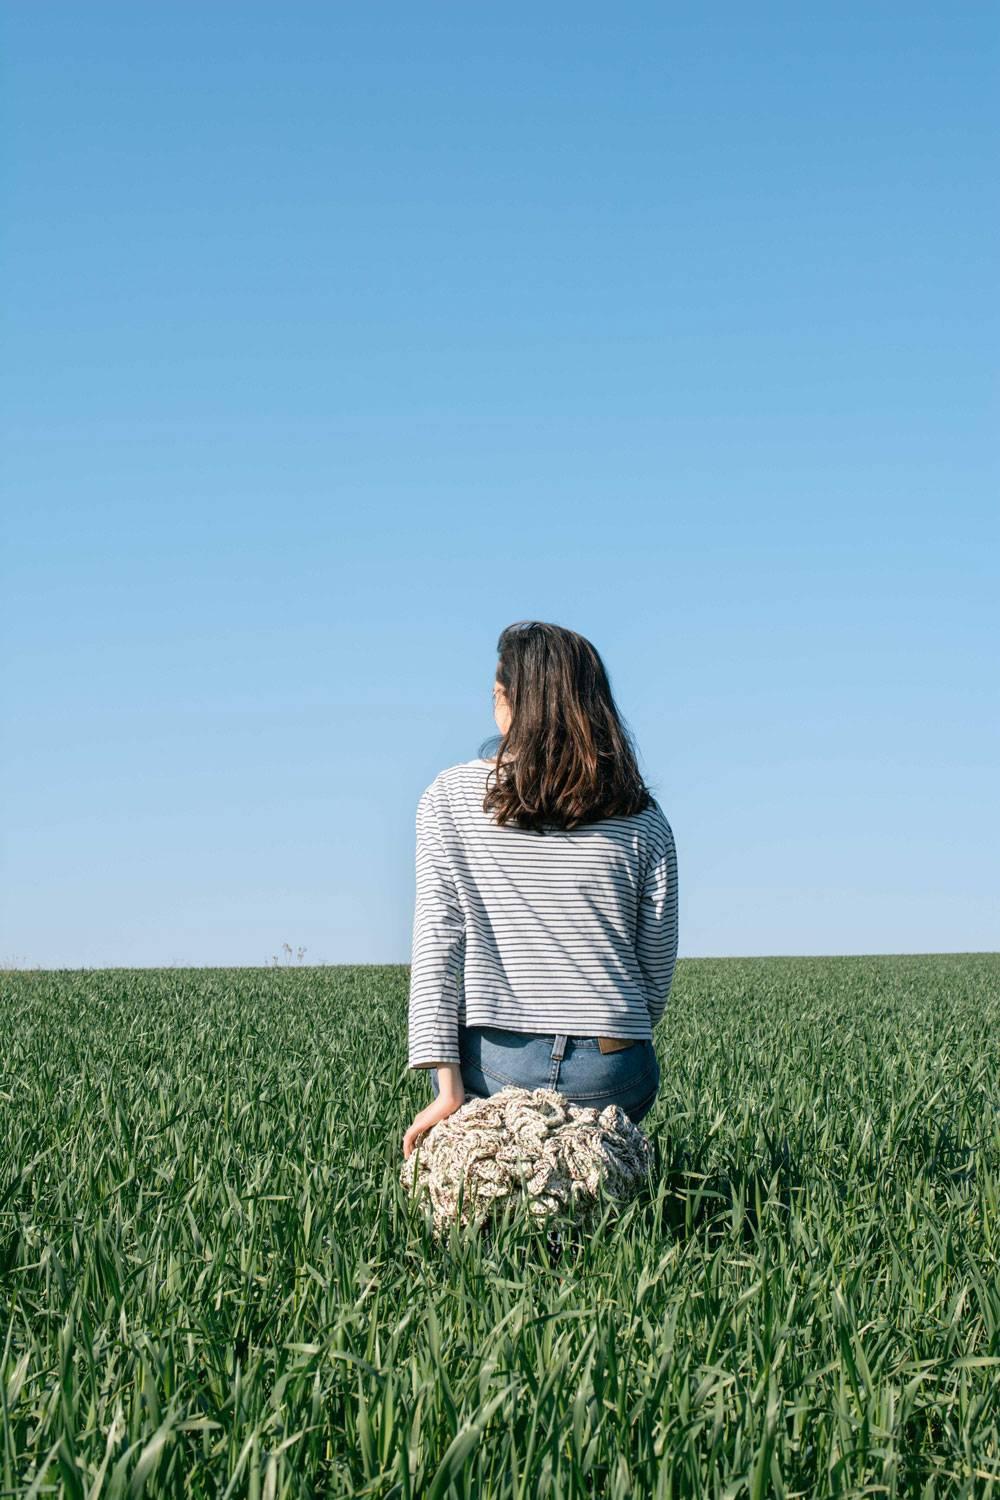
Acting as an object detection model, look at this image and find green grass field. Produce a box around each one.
[2,954,999,1497]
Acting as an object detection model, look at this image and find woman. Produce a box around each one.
[402,620,678,1160]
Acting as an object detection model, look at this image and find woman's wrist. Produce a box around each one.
[436,1062,464,1101]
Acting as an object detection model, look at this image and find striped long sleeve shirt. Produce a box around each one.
[407,758,679,1069]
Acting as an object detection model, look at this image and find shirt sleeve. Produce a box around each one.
[635,820,679,1029]
[407,786,466,1068]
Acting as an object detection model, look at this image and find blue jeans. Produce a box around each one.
[430,1025,660,1126]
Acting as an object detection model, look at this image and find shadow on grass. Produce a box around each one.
[633,1125,810,1246]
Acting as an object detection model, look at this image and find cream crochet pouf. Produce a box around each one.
[400,1085,654,1236]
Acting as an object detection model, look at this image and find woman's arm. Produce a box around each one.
[403,787,468,1156]
[407,785,466,1068]
[636,821,679,1029]
[402,1062,464,1158]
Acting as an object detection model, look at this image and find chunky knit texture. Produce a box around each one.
[399,1085,654,1236]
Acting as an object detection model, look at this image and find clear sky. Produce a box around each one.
[1,4,996,969]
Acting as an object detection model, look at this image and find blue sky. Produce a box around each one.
[1,3,996,968]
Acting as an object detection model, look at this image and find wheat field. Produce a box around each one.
[2,953,998,1497]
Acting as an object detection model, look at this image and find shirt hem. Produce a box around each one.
[459,1011,653,1040]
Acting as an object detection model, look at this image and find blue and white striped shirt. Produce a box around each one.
[407,758,679,1068]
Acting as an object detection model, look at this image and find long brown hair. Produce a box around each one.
[478,620,654,832]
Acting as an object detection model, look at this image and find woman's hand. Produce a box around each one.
[402,1064,465,1159]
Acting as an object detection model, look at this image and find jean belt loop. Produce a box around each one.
[551,1033,567,1062]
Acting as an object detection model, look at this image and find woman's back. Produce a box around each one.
[407,757,678,1069]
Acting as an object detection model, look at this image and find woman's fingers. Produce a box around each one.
[402,1115,426,1158]
[402,1104,439,1158]
[402,1096,462,1159]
